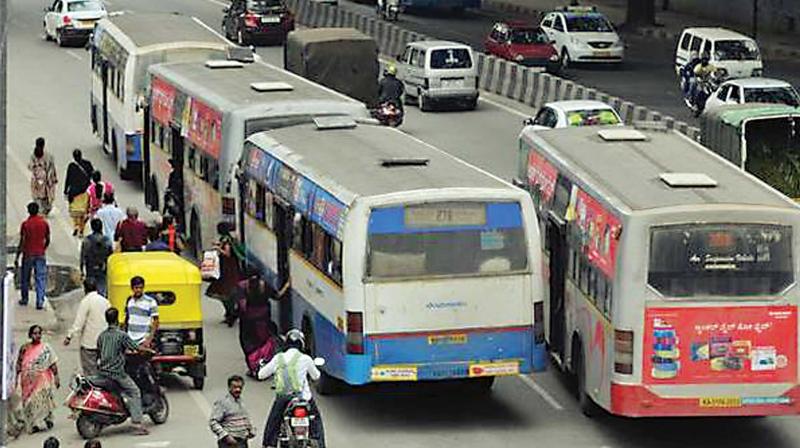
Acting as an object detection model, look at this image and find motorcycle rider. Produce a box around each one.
[378,64,405,110]
[95,307,149,436]
[691,53,718,110]
[258,329,325,448]
[681,50,701,96]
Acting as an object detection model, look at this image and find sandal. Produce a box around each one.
[132,425,150,436]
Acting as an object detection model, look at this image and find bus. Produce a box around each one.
[90,12,229,180]
[145,57,369,257]
[237,119,546,392]
[516,124,800,417]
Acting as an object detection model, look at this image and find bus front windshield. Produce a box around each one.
[648,223,793,297]
[367,202,528,279]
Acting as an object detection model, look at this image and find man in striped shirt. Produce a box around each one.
[123,276,159,346]
[209,375,255,447]
[96,307,149,435]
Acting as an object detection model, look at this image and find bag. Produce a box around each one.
[200,250,221,281]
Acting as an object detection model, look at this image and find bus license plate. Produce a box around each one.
[699,397,741,408]
[183,345,199,357]
[262,16,281,23]
[291,417,309,427]
[428,334,467,345]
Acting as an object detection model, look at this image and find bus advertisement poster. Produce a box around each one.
[572,189,621,278]
[187,99,222,158]
[526,150,557,204]
[643,305,797,385]
[151,77,176,125]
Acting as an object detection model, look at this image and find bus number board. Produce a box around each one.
[405,204,486,228]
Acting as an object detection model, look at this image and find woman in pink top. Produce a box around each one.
[87,170,114,217]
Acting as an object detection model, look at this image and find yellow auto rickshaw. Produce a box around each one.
[107,252,206,389]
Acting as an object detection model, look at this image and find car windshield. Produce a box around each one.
[429,48,472,69]
[247,0,282,11]
[510,28,549,44]
[565,15,613,32]
[566,108,620,126]
[744,87,800,107]
[714,39,760,60]
[648,223,793,297]
[67,0,103,11]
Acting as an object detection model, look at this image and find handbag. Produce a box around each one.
[200,249,221,281]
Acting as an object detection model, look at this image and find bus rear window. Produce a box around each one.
[648,224,793,297]
[367,202,528,279]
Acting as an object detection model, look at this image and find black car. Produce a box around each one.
[222,0,295,46]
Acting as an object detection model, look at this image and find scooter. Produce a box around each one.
[66,353,169,439]
[372,101,404,127]
[378,0,400,21]
[683,68,727,117]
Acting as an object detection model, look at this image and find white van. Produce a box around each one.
[396,40,479,111]
[675,27,763,79]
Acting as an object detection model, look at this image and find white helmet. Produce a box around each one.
[285,329,306,351]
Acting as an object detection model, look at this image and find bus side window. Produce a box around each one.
[292,214,313,259]
[188,145,197,172]
[255,182,266,221]
[552,174,573,219]
[589,267,598,306]
[603,281,612,318]
[263,190,274,229]
[579,258,589,295]
[330,238,343,285]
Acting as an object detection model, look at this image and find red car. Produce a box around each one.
[484,21,560,72]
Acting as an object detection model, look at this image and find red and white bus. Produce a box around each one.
[516,124,800,417]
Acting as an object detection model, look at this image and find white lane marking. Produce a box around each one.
[134,443,172,448]
[519,374,565,411]
[205,0,230,6]
[190,388,213,418]
[66,50,84,61]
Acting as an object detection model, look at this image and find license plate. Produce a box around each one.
[79,20,96,26]
[262,16,281,23]
[699,397,742,408]
[183,345,199,357]
[594,51,611,57]
[442,79,463,88]
[290,417,309,427]
[428,334,467,345]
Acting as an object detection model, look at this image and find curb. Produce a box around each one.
[285,0,699,139]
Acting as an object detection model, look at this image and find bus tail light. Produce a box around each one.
[614,329,634,374]
[533,301,544,344]
[346,311,364,354]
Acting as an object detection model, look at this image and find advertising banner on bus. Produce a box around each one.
[151,77,176,125]
[187,99,222,159]
[526,150,557,204]
[572,189,621,278]
[643,305,797,385]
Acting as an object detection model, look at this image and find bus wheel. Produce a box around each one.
[573,339,601,417]
[304,319,341,396]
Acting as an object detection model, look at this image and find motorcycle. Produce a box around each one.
[372,101,404,127]
[278,396,319,448]
[66,353,169,439]
[683,68,727,117]
[378,0,400,21]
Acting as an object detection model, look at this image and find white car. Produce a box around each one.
[43,0,107,47]
[704,77,800,111]
[524,100,623,130]
[540,6,624,68]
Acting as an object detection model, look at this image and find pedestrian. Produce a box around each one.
[96,307,149,436]
[144,226,170,252]
[15,202,50,309]
[207,222,245,326]
[84,439,102,448]
[209,375,256,447]
[236,272,289,376]
[96,192,125,242]
[87,170,114,217]
[43,436,60,447]
[28,137,57,216]
[80,218,113,295]
[115,207,148,252]
[64,149,94,237]
[123,276,159,346]
[158,215,185,253]
[15,325,60,434]
[64,279,109,376]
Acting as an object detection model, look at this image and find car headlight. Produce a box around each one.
[514,54,524,62]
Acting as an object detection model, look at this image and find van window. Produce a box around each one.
[648,223,793,297]
[702,39,712,56]
[690,36,702,52]
[729,86,741,102]
[553,16,565,32]
[429,48,472,69]
[714,39,760,61]
[408,48,419,66]
[416,50,426,68]
[542,17,553,28]
[679,33,691,51]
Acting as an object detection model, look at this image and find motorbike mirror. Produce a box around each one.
[523,117,535,126]
[313,357,326,367]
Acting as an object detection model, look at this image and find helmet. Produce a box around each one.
[384,64,397,76]
[285,329,306,351]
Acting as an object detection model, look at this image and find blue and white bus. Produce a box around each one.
[237,118,546,392]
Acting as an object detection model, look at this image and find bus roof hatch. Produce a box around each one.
[250,82,294,92]
[205,60,244,69]
[660,173,718,188]
[598,128,648,142]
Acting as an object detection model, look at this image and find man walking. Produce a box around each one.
[96,307,149,435]
[64,279,109,376]
[115,207,148,252]
[15,202,50,309]
[209,375,256,447]
[95,193,125,242]
[123,276,159,346]
[80,218,113,295]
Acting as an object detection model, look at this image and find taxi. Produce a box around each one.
[540,6,624,68]
[523,100,622,130]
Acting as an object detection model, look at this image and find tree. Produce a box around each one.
[625,0,656,28]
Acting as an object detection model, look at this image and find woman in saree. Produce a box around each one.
[15,325,60,434]
[206,222,245,326]
[28,137,57,216]
[237,272,290,376]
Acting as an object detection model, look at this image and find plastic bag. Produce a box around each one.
[200,250,221,281]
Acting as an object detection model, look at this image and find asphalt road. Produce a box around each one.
[6,0,800,447]
[332,1,800,124]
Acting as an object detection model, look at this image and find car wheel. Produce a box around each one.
[43,23,52,41]
[419,93,430,112]
[560,48,571,69]
[56,29,65,47]
[237,30,248,46]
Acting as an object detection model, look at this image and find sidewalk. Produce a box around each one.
[480,0,800,59]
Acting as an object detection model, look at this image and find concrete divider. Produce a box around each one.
[288,0,700,139]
